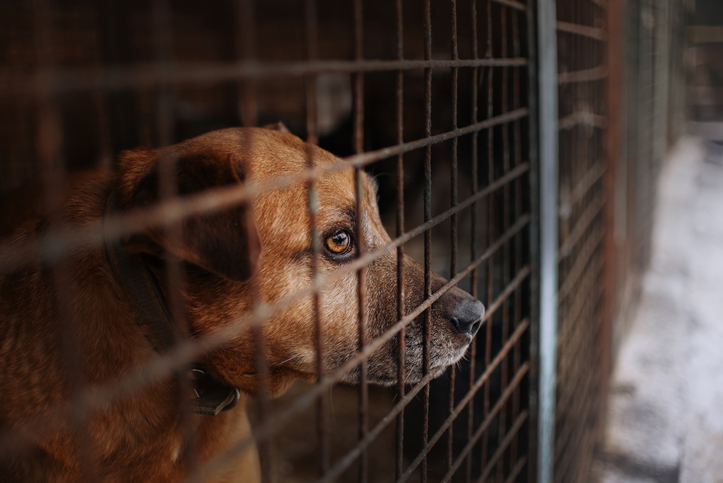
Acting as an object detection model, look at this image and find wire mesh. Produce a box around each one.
[0,1,533,482]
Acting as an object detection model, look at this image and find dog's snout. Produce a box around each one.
[450,299,485,337]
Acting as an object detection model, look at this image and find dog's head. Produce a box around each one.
[116,126,483,396]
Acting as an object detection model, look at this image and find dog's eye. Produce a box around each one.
[325,231,351,255]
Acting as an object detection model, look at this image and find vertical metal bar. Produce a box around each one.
[525,0,541,480]
[395,0,406,479]
[31,0,97,479]
[352,2,368,482]
[536,0,560,483]
[447,0,459,473]
[151,0,202,476]
[152,0,173,147]
[497,3,511,478]
[304,0,329,477]
[481,0,495,473]
[510,7,523,468]
[422,0,433,480]
[237,0,257,127]
[306,0,319,145]
[466,1,479,481]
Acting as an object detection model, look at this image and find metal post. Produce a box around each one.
[536,1,559,482]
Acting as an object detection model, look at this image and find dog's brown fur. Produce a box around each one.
[0,127,482,482]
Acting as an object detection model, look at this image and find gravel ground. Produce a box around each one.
[593,136,723,483]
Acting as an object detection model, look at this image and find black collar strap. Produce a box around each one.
[103,192,240,416]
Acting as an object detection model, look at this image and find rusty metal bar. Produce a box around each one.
[421,0,433,479]
[237,0,257,127]
[558,65,607,84]
[556,20,606,41]
[30,0,98,479]
[0,58,531,97]
[394,0,406,479]
[493,0,528,11]
[481,0,495,473]
[446,0,460,472]
[557,111,607,130]
[351,1,368,481]
[303,1,328,476]
[498,3,512,476]
[466,0,480,476]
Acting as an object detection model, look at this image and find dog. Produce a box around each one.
[0,124,484,482]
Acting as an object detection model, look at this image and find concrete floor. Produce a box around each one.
[593,136,723,483]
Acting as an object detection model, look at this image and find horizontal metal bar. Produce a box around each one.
[400,318,531,482]
[558,193,605,259]
[556,21,606,41]
[0,58,528,97]
[477,410,529,483]
[492,0,527,11]
[558,111,607,130]
[0,113,529,275]
[439,362,530,483]
[557,65,607,84]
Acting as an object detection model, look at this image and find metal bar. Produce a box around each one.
[466,0,480,477]
[0,59,531,97]
[302,0,329,477]
[525,0,541,479]
[556,20,606,41]
[447,0,459,471]
[30,0,98,479]
[237,0,257,127]
[492,0,528,11]
[498,3,512,476]
[536,1,560,483]
[422,0,433,479]
[557,65,607,84]
[557,111,607,130]
[394,0,406,479]
[351,2,368,481]
[482,0,495,472]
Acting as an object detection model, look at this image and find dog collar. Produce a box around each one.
[103,192,240,416]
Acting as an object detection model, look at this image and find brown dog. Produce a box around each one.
[0,126,483,482]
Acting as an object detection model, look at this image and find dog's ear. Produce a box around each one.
[128,151,260,282]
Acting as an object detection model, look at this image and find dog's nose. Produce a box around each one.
[450,299,485,336]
